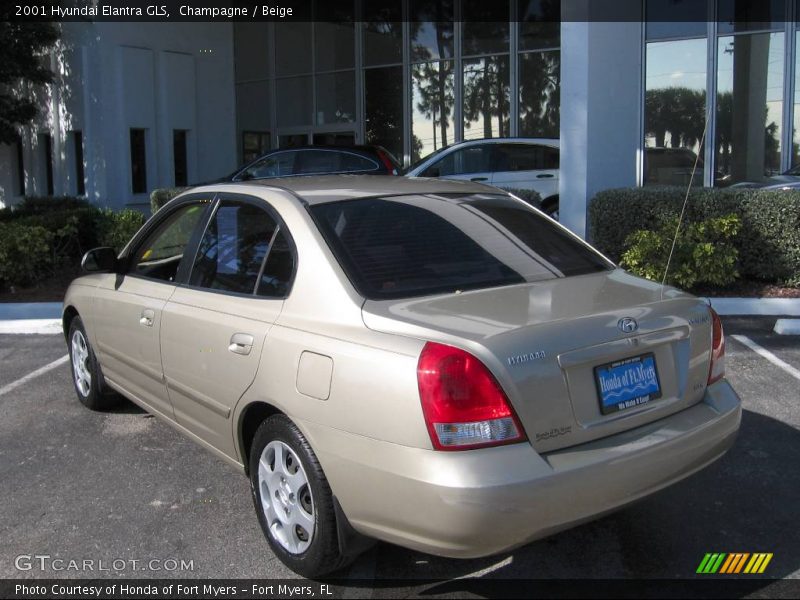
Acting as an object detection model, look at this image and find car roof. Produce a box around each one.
[201,174,505,205]
[442,137,559,149]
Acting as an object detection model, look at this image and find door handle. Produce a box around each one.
[228,333,254,356]
[536,173,554,179]
[470,177,488,182]
[139,309,155,327]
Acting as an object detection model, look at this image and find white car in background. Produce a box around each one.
[404,138,560,218]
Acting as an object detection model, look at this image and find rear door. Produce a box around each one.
[491,143,559,197]
[160,194,296,457]
[92,197,212,418]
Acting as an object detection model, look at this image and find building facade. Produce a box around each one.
[2,0,799,239]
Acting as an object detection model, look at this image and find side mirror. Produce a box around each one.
[81,247,118,273]
[423,167,440,178]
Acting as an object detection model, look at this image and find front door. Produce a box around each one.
[92,201,209,418]
[160,196,296,457]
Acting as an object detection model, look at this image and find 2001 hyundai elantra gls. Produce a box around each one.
[64,176,741,577]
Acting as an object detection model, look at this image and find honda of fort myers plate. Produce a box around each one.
[63,176,741,577]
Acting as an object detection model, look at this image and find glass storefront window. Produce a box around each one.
[315,23,355,71]
[462,0,510,56]
[717,0,786,34]
[644,38,707,186]
[276,76,312,127]
[275,23,312,76]
[519,0,561,50]
[363,2,403,66]
[412,60,455,162]
[410,0,454,61]
[463,55,510,139]
[315,71,356,124]
[519,50,560,138]
[314,0,355,72]
[365,66,404,162]
[716,32,784,185]
[645,0,708,40]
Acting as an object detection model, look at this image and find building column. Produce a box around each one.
[559,11,643,239]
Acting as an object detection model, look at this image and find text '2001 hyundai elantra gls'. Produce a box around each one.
[63,176,741,577]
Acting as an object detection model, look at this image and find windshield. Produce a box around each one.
[310,194,613,300]
[401,146,450,175]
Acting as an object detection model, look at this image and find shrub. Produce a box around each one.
[621,214,740,290]
[589,186,800,283]
[150,187,188,214]
[0,195,92,221]
[0,222,53,287]
[96,209,147,253]
[0,196,147,291]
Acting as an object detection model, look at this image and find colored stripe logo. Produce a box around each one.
[697,553,773,574]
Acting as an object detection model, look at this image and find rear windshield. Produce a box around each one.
[310,194,612,300]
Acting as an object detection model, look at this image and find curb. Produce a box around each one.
[774,319,800,335]
[0,319,62,335]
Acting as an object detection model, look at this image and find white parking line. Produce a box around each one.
[730,335,800,382]
[0,355,70,398]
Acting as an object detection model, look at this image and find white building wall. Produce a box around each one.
[0,22,237,211]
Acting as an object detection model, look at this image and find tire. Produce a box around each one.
[68,316,117,411]
[249,415,352,578]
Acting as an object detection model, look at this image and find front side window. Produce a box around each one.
[311,194,611,300]
[189,202,279,294]
[131,203,206,282]
[425,145,492,176]
[295,150,377,174]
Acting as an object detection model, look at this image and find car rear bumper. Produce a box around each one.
[298,379,741,558]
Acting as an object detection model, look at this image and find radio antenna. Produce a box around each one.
[660,117,709,301]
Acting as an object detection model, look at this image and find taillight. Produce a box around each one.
[417,342,527,450]
[708,307,725,385]
[375,148,399,175]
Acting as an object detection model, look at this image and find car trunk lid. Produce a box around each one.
[362,269,714,452]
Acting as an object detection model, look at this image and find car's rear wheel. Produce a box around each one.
[68,316,117,410]
[249,415,352,577]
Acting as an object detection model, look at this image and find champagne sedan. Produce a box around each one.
[63,176,741,577]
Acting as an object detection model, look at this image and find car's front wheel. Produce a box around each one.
[68,316,117,410]
[249,415,352,577]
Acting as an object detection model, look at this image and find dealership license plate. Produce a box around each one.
[594,353,662,415]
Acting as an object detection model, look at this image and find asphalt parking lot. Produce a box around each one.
[0,317,798,596]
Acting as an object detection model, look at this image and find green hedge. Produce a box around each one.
[0,197,146,290]
[150,187,188,214]
[589,186,800,284]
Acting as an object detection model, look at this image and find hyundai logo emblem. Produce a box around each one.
[618,317,638,333]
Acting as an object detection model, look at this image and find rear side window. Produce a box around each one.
[338,152,380,173]
[495,144,559,171]
[296,150,378,174]
[257,229,295,298]
[189,202,278,294]
[311,194,611,300]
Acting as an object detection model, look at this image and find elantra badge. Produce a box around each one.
[618,317,638,333]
